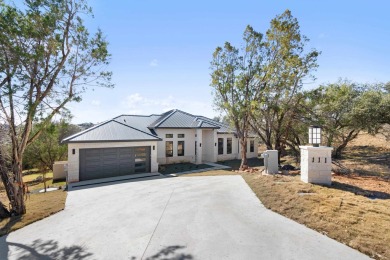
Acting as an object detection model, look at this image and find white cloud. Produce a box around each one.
[149,59,159,67]
[91,100,101,106]
[125,93,144,108]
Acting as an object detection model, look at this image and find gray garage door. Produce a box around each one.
[79,147,151,181]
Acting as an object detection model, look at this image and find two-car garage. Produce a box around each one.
[79,147,151,181]
[63,119,161,183]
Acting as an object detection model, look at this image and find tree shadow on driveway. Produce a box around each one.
[131,245,193,260]
[0,237,93,260]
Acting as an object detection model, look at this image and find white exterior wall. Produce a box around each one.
[202,130,216,162]
[155,129,196,164]
[217,134,240,161]
[300,146,333,185]
[246,138,259,158]
[67,141,159,183]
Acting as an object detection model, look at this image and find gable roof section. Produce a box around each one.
[62,119,161,143]
[62,109,239,143]
[149,109,221,129]
[196,116,235,133]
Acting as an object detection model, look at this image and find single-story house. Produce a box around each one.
[63,109,258,182]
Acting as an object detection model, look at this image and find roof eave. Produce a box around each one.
[65,138,162,144]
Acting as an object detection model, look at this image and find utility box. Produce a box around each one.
[53,161,68,181]
[299,146,333,185]
[261,150,278,174]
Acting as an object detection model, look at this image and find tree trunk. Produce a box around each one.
[332,130,359,159]
[0,201,10,219]
[11,161,26,215]
[239,138,248,170]
[0,150,26,216]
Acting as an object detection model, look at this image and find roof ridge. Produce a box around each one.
[112,119,160,138]
[198,116,229,128]
[113,114,160,119]
[151,109,177,128]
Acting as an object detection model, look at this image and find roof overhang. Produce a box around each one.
[65,138,162,144]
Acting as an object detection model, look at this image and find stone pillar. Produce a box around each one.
[261,150,278,174]
[196,129,203,164]
[299,146,333,185]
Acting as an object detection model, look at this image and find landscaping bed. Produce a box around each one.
[158,163,213,175]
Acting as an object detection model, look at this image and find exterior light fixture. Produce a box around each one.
[309,125,321,147]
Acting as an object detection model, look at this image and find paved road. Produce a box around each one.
[0,175,370,259]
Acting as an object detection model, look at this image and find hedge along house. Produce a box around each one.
[63,109,258,183]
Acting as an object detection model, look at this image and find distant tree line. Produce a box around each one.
[211,10,390,168]
[23,121,81,171]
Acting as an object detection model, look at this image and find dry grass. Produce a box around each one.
[0,171,66,207]
[339,133,390,179]
[0,190,67,236]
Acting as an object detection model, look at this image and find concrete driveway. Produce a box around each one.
[0,175,370,259]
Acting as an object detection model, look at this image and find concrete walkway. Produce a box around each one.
[0,175,370,259]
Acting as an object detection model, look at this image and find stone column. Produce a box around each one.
[299,146,333,185]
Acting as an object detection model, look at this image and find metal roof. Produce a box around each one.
[62,120,161,143]
[150,109,221,129]
[114,114,161,133]
[62,109,239,143]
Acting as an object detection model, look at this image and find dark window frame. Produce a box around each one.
[227,138,232,154]
[218,138,224,155]
[250,140,255,153]
[166,134,173,138]
[178,134,185,138]
[178,141,185,156]
[166,141,173,157]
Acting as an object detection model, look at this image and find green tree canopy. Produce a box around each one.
[0,0,112,216]
[307,80,390,158]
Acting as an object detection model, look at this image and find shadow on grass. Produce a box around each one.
[344,145,390,167]
[0,238,93,259]
[330,181,390,200]
[217,158,264,171]
[131,245,193,260]
[0,215,21,237]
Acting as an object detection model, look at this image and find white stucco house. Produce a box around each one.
[63,109,258,183]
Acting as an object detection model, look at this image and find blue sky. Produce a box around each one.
[68,0,390,123]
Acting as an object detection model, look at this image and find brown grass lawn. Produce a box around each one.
[0,190,67,236]
[0,170,67,236]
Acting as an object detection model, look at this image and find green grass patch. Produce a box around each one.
[159,163,213,174]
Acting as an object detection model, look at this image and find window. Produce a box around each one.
[166,134,173,138]
[166,141,173,157]
[218,138,224,155]
[178,134,185,138]
[178,141,185,156]
[250,140,255,153]
[227,138,232,154]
